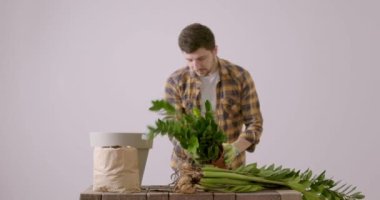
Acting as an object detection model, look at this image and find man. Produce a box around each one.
[165,23,263,170]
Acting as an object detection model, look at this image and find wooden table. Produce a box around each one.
[80,185,302,200]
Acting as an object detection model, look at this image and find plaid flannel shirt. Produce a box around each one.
[165,58,263,170]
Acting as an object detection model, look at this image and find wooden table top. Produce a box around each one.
[80,185,302,200]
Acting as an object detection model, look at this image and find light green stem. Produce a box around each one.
[202,171,287,186]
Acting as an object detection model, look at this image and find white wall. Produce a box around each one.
[1,0,379,199]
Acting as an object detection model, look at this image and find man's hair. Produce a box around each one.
[178,23,216,53]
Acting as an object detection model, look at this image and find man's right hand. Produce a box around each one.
[222,143,240,165]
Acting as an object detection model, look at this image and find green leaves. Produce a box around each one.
[148,99,365,199]
[187,136,199,159]
[148,99,227,165]
[200,164,365,200]
[149,100,177,120]
[149,100,176,113]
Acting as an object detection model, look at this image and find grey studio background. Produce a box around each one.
[1,0,379,199]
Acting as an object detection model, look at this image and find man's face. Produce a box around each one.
[183,47,218,77]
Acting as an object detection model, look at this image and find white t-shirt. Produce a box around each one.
[200,70,220,113]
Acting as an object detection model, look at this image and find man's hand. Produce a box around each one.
[222,143,240,165]
[222,137,252,166]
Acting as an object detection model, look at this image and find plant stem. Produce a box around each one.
[202,171,287,186]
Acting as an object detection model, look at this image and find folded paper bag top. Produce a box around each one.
[90,132,153,189]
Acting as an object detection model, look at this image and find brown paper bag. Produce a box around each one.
[93,146,141,193]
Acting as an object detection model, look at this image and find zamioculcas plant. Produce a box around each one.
[148,99,226,165]
[147,99,365,200]
[197,164,365,200]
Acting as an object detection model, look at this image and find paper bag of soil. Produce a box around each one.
[93,146,141,193]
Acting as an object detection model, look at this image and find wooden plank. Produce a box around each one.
[80,186,102,200]
[145,185,170,200]
[147,192,169,200]
[102,192,146,200]
[214,192,235,200]
[169,192,213,200]
[145,185,172,192]
[276,190,302,200]
[236,190,281,200]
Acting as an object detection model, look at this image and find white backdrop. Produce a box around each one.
[1,0,379,199]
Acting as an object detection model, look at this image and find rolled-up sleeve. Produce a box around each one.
[240,71,263,152]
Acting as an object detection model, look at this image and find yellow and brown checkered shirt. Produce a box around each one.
[165,58,263,170]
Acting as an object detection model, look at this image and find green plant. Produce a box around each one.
[148,99,365,200]
[148,99,226,164]
[198,164,364,200]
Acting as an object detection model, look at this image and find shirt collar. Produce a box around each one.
[218,58,231,83]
